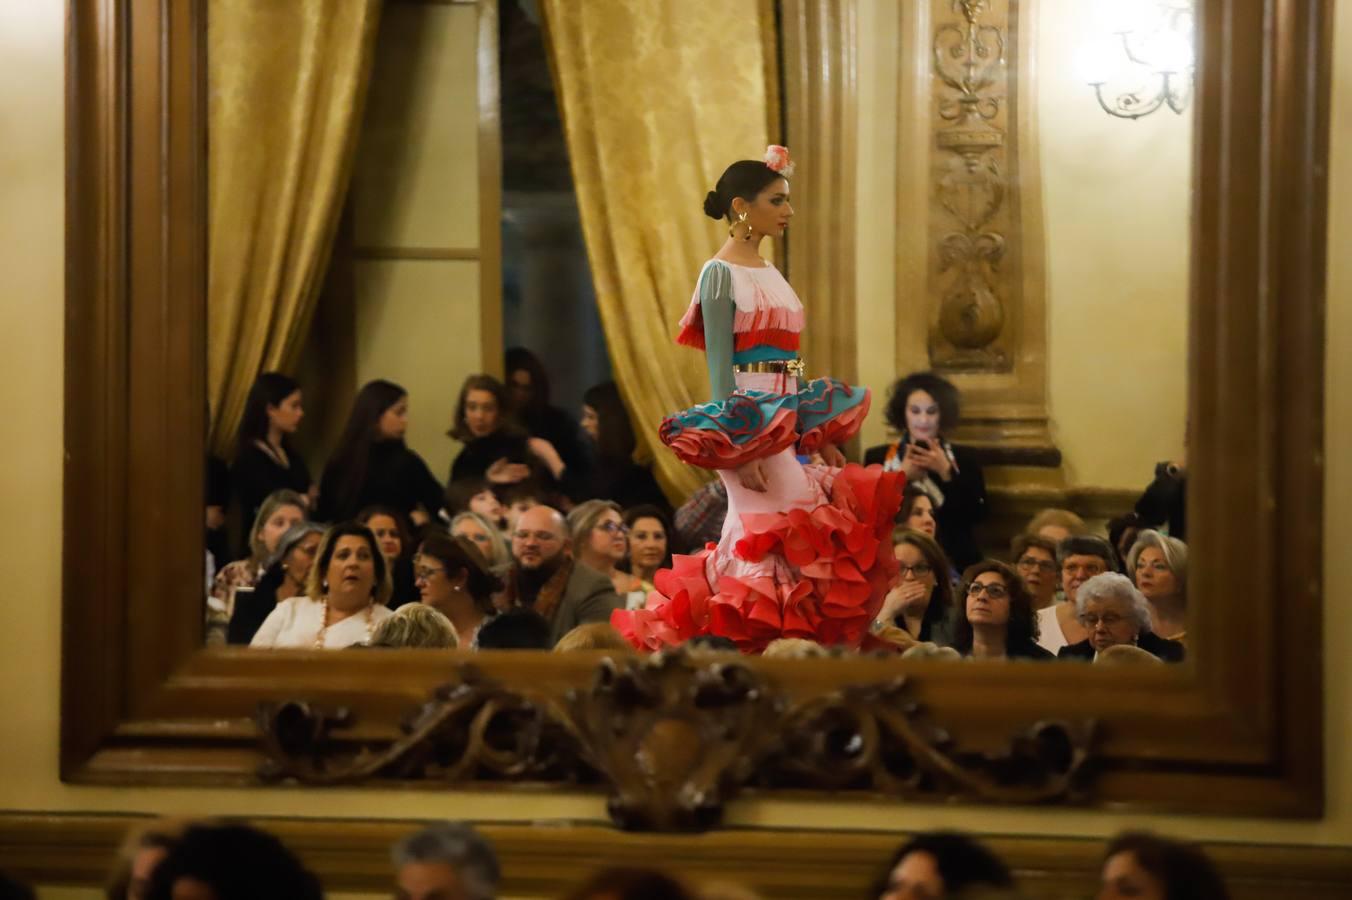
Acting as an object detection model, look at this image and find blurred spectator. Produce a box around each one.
[143,822,322,900]
[448,374,567,496]
[391,821,500,900]
[951,561,1053,661]
[1011,533,1059,614]
[568,500,642,601]
[562,868,698,900]
[208,489,306,645]
[318,380,443,526]
[673,478,727,552]
[504,346,589,478]
[575,381,670,512]
[227,521,325,645]
[1035,535,1115,655]
[416,532,503,648]
[1107,511,1145,573]
[368,603,457,649]
[105,818,191,900]
[1126,530,1189,646]
[475,607,553,650]
[1025,508,1086,545]
[872,831,1014,899]
[449,510,512,569]
[359,506,418,609]
[874,529,955,646]
[1058,573,1184,663]
[864,373,987,569]
[623,504,673,592]
[1099,831,1229,900]
[231,372,313,527]
[897,485,938,540]
[554,622,635,653]
[443,477,507,530]
[1134,458,1187,541]
[500,506,621,645]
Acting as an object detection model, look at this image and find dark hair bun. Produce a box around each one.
[702,190,725,220]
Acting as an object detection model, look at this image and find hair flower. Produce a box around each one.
[764,145,795,178]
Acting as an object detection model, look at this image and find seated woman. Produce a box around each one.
[873,528,956,646]
[1099,831,1229,900]
[230,372,313,528]
[414,532,502,649]
[567,499,644,607]
[449,510,512,569]
[622,504,673,592]
[1126,529,1188,646]
[317,380,443,525]
[206,489,306,645]
[864,373,987,570]
[447,373,565,492]
[1058,572,1185,663]
[367,603,457,649]
[226,521,325,646]
[950,560,1053,661]
[358,505,418,609]
[576,381,670,512]
[250,522,394,649]
[872,831,1014,900]
[1011,533,1059,615]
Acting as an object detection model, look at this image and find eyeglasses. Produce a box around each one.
[966,581,1008,599]
[512,530,561,543]
[1079,612,1128,628]
[898,563,933,577]
[596,521,629,535]
[1017,556,1055,573]
[414,566,446,582]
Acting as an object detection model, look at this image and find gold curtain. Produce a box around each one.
[206,0,382,459]
[540,1,774,502]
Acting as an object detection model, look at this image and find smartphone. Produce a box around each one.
[914,439,931,451]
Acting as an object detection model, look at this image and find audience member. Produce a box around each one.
[1099,831,1229,900]
[874,529,955,645]
[554,622,636,653]
[499,506,622,645]
[443,476,507,530]
[207,489,306,644]
[762,638,829,659]
[450,510,511,569]
[1134,456,1187,541]
[358,505,418,608]
[500,482,544,533]
[896,484,938,540]
[951,561,1053,661]
[1127,530,1188,646]
[900,642,962,662]
[562,868,698,900]
[1025,508,1086,545]
[1011,533,1059,614]
[864,373,988,569]
[205,454,231,577]
[391,821,500,900]
[231,372,313,526]
[872,831,1015,900]
[226,521,325,646]
[416,532,503,648]
[105,817,191,900]
[318,380,443,525]
[368,603,457,649]
[623,504,673,591]
[251,522,393,649]
[1035,535,1115,655]
[1094,644,1166,667]
[448,373,566,491]
[568,499,643,603]
[673,477,728,551]
[1058,573,1184,663]
[143,822,322,900]
[1107,511,1145,573]
[685,634,740,654]
[504,346,589,478]
[475,607,553,650]
[576,381,670,512]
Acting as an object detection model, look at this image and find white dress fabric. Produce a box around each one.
[250,595,392,649]
[1036,604,1069,655]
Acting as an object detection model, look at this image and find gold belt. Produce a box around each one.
[733,358,806,377]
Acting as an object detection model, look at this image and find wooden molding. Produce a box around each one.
[62,0,1328,828]
[3,813,1351,899]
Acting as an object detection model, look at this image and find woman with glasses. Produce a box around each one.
[1058,572,1185,663]
[1011,533,1059,610]
[873,528,956,646]
[567,499,644,605]
[950,560,1053,661]
[414,532,503,649]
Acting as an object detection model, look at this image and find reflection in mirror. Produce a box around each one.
[202,0,1194,666]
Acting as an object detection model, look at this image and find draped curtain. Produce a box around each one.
[206,0,383,458]
[539,1,775,502]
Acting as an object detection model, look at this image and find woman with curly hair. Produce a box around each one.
[950,560,1054,661]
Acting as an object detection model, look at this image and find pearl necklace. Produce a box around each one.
[314,597,375,649]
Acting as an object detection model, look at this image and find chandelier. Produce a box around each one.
[1083,1,1196,120]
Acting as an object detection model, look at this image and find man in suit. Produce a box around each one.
[500,505,622,646]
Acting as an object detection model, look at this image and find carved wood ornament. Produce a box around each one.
[259,649,1095,831]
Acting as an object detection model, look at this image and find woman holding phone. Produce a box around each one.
[864,372,987,570]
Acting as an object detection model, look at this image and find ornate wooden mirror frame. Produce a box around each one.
[63,0,1329,827]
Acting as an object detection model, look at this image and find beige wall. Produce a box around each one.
[1,0,1349,896]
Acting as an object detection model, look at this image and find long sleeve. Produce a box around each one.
[699,262,736,401]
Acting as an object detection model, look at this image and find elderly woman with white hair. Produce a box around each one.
[1127,529,1188,646]
[1057,572,1185,663]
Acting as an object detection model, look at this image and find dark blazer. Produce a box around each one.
[864,438,988,570]
[1057,631,1186,663]
[318,439,443,524]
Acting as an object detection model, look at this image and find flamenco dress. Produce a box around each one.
[610,259,904,653]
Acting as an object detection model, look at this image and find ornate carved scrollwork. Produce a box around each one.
[258,650,1095,832]
[929,0,1013,369]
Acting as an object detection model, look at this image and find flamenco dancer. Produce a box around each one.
[611,147,905,654]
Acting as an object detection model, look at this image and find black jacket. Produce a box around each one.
[318,439,443,524]
[1057,631,1186,663]
[231,442,311,522]
[864,438,988,570]
[1134,461,1187,541]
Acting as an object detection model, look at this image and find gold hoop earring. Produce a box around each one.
[729,211,751,241]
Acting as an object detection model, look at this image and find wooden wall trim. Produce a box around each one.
[2,813,1350,899]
